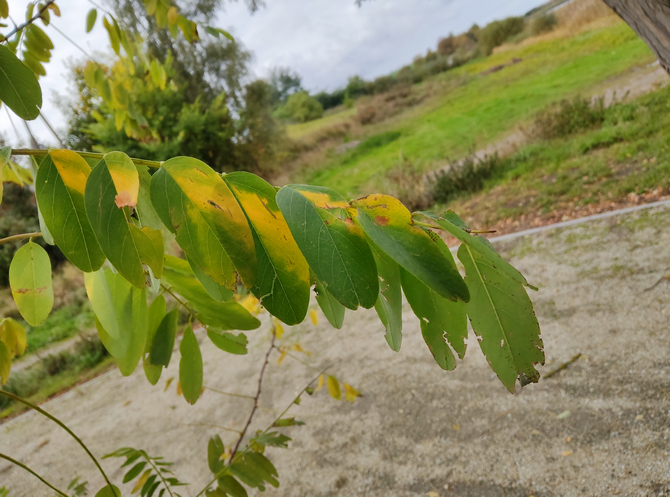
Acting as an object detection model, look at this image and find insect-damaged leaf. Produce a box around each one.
[314,275,345,329]
[356,194,469,302]
[370,244,402,352]
[35,150,105,272]
[149,308,179,366]
[150,157,256,289]
[421,210,533,288]
[276,185,378,310]
[9,241,53,326]
[458,243,544,392]
[225,172,310,325]
[179,326,203,405]
[85,152,151,288]
[0,44,42,120]
[400,268,466,371]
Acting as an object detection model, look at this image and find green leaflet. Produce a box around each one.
[162,258,260,330]
[94,485,121,497]
[0,44,42,120]
[421,210,533,288]
[28,155,54,245]
[458,243,544,392]
[225,172,310,325]
[150,157,256,289]
[314,275,345,329]
[143,295,165,385]
[86,8,97,32]
[150,308,179,366]
[218,475,248,497]
[276,186,378,310]
[179,326,203,405]
[370,244,402,352]
[0,341,10,385]
[9,241,53,326]
[35,150,106,272]
[187,257,233,302]
[400,268,467,371]
[356,194,469,303]
[116,284,147,377]
[207,329,248,355]
[85,152,153,288]
[135,163,163,230]
[208,435,225,474]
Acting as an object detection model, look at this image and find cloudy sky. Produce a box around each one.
[2,0,544,147]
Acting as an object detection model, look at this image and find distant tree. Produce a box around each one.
[437,34,455,56]
[477,17,525,55]
[276,91,324,123]
[268,67,303,106]
[346,75,368,99]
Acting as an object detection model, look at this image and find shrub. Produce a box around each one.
[534,96,606,139]
[358,105,376,125]
[478,17,526,55]
[431,152,505,203]
[277,91,324,123]
[437,35,455,56]
[530,14,558,36]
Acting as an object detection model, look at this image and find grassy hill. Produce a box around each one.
[286,17,658,199]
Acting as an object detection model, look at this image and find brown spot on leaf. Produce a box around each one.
[375,216,389,226]
[207,199,224,211]
[115,191,136,208]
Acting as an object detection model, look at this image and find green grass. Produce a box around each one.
[297,21,655,197]
[287,107,356,140]
[21,301,95,355]
[444,85,670,228]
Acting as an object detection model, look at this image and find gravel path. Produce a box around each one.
[2,204,670,496]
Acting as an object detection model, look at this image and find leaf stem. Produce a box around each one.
[0,232,42,246]
[141,450,175,497]
[0,0,56,43]
[204,385,256,400]
[160,283,197,317]
[0,453,68,496]
[0,390,114,489]
[10,148,163,168]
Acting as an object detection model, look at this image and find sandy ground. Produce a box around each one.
[3,204,670,497]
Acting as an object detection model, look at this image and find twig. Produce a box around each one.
[185,422,242,435]
[10,149,163,168]
[229,332,277,460]
[48,22,93,59]
[160,283,197,317]
[0,390,114,489]
[0,453,68,496]
[0,232,42,246]
[0,0,56,43]
[204,386,256,400]
[276,346,321,372]
[543,353,582,379]
[39,112,65,148]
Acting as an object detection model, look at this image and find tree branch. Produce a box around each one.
[0,453,68,496]
[0,232,42,246]
[0,0,56,43]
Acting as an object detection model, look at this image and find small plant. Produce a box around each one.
[431,151,505,203]
[534,96,606,139]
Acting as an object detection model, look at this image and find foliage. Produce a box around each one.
[275,91,324,123]
[534,96,608,139]
[478,16,526,55]
[530,13,558,36]
[432,152,507,204]
[268,66,302,105]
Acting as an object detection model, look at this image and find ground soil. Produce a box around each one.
[3,205,670,497]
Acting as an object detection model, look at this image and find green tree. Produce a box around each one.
[276,90,324,123]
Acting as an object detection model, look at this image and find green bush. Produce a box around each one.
[535,96,606,139]
[277,91,324,123]
[432,152,506,203]
[531,14,558,36]
[478,17,526,55]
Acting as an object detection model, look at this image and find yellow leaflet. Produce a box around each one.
[104,151,139,208]
[132,470,152,493]
[355,193,414,229]
[0,318,27,357]
[176,381,183,396]
[293,189,350,210]
[164,377,174,392]
[274,320,284,339]
[327,375,341,400]
[277,348,287,365]
[239,294,260,315]
[316,374,324,391]
[49,149,91,195]
[344,383,361,403]
[291,343,312,357]
[309,309,318,326]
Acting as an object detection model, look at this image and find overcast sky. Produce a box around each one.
[2,0,544,147]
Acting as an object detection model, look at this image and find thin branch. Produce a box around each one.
[23,120,40,149]
[141,450,174,497]
[160,283,197,317]
[48,22,93,58]
[229,331,277,460]
[204,385,256,400]
[0,232,42,246]
[0,390,114,489]
[0,0,56,43]
[185,422,242,435]
[5,107,22,143]
[0,453,68,496]
[11,148,163,168]
[39,112,65,148]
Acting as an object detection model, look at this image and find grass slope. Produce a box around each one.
[296,21,655,197]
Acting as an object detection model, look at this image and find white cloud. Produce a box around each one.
[1,0,543,146]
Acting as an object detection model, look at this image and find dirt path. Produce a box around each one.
[3,204,670,496]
